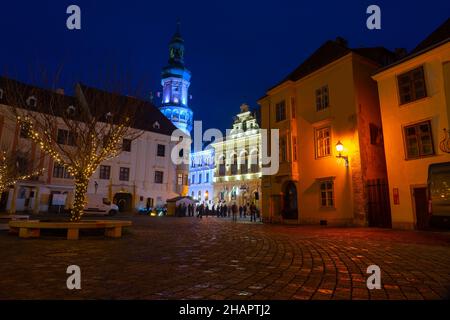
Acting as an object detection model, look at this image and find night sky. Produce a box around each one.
[0,0,449,133]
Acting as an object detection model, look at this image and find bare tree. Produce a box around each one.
[0,149,43,194]
[3,76,143,221]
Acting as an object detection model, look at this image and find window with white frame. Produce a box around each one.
[315,127,331,158]
[319,179,334,208]
[316,85,329,111]
[404,121,434,159]
[397,66,427,105]
[53,163,71,179]
[154,170,163,184]
[275,100,286,122]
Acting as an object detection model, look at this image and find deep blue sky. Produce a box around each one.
[0,0,449,132]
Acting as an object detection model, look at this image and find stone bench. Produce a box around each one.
[0,215,30,231]
[8,220,132,240]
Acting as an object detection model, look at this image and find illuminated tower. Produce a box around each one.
[159,21,193,135]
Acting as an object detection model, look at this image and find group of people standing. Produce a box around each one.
[175,201,260,222]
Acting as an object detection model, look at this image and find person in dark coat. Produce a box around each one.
[250,203,257,222]
[198,204,204,219]
[231,202,238,222]
[239,205,243,219]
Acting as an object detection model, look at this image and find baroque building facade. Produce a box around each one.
[212,104,262,209]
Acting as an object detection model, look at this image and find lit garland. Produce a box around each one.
[0,150,44,193]
[16,113,135,222]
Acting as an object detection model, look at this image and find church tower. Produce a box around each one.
[159,21,193,135]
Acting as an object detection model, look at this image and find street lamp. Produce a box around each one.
[335,141,349,166]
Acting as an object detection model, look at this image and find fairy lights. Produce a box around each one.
[5,79,143,222]
[14,100,140,221]
[0,150,44,194]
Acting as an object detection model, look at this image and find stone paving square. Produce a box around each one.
[0,216,450,300]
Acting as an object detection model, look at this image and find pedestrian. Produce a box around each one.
[228,205,231,217]
[250,203,257,222]
[243,203,247,218]
[199,203,204,219]
[223,204,227,218]
[232,202,238,222]
[239,205,243,219]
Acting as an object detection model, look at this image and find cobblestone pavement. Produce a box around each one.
[1,215,450,300]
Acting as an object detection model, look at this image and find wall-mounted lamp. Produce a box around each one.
[335,141,349,166]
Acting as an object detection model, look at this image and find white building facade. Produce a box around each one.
[188,148,214,206]
[0,77,185,214]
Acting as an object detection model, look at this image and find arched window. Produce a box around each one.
[198,190,202,200]
[230,153,238,175]
[239,151,248,174]
[172,109,179,120]
[218,154,226,176]
[249,149,259,173]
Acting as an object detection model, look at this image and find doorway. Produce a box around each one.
[282,181,298,220]
[413,187,429,230]
[366,178,392,228]
[114,193,132,212]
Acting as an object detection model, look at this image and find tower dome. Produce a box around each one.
[159,20,194,135]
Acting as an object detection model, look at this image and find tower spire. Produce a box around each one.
[159,19,193,135]
[176,18,181,35]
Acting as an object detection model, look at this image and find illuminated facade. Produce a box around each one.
[372,19,450,230]
[259,38,395,226]
[159,22,193,136]
[188,148,214,206]
[212,104,261,209]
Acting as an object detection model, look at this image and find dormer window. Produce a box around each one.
[153,121,160,129]
[66,105,76,116]
[26,96,37,108]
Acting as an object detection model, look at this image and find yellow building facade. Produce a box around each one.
[259,39,394,226]
[373,21,450,230]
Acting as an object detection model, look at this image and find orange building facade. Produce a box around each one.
[259,39,395,226]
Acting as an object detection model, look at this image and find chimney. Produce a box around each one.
[394,48,407,59]
[335,36,348,48]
